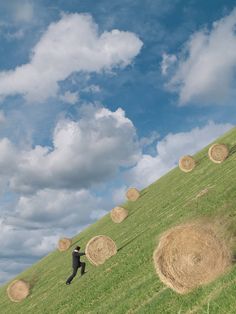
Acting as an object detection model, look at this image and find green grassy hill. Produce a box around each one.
[1,127,236,314]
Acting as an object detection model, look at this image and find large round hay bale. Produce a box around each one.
[7,280,30,302]
[126,188,140,201]
[179,155,196,172]
[208,143,229,163]
[110,206,128,223]
[153,223,231,294]
[58,237,72,252]
[85,235,117,266]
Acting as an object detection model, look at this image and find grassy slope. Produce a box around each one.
[1,127,236,314]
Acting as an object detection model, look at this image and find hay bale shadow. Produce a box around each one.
[118,228,149,252]
[140,190,149,197]
[232,254,236,264]
[229,144,236,156]
[27,270,42,292]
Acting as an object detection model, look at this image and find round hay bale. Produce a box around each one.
[126,188,140,201]
[110,206,128,223]
[7,280,30,302]
[58,237,72,252]
[208,143,229,163]
[85,235,117,266]
[179,155,196,172]
[153,223,231,294]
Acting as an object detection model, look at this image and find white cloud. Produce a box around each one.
[59,91,79,104]
[161,53,177,75]
[0,106,140,193]
[127,121,233,188]
[11,188,106,228]
[0,13,143,103]
[167,8,236,105]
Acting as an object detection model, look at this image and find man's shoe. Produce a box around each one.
[66,282,71,285]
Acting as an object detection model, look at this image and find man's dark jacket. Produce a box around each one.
[72,250,85,268]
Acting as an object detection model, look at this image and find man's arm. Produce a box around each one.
[78,252,86,256]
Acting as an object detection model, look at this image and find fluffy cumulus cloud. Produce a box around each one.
[0,106,140,193]
[9,189,107,228]
[128,121,233,188]
[167,8,236,105]
[0,13,143,102]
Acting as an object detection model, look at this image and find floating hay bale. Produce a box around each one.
[178,155,196,172]
[7,280,30,302]
[85,235,117,266]
[153,223,231,294]
[208,143,229,163]
[126,188,140,201]
[58,237,72,252]
[110,206,128,223]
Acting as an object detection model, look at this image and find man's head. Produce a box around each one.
[75,246,81,251]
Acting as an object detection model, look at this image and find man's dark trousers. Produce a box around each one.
[66,262,86,284]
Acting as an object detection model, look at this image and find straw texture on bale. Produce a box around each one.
[178,155,196,172]
[7,280,30,302]
[208,143,229,163]
[58,238,72,252]
[85,235,117,266]
[153,223,231,294]
[126,188,140,201]
[111,206,128,223]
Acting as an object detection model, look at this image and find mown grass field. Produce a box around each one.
[0,127,236,314]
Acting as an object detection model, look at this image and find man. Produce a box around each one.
[66,246,86,285]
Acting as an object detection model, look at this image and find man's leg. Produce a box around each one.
[80,262,86,276]
[66,267,78,284]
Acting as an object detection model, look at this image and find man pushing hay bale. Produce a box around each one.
[179,155,196,172]
[7,279,30,302]
[153,223,232,294]
[85,235,117,266]
[58,237,72,252]
[111,206,128,223]
[208,143,229,163]
[126,188,140,201]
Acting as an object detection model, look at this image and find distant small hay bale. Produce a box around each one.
[208,143,229,163]
[153,223,231,294]
[126,188,140,201]
[7,280,30,302]
[178,155,196,172]
[58,238,72,252]
[111,206,128,223]
[85,235,117,266]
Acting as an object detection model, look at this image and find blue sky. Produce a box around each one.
[0,0,236,285]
